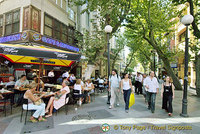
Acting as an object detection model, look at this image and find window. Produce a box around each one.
[5,10,20,35]
[0,16,3,37]
[179,31,186,43]
[44,14,75,44]
[68,8,74,21]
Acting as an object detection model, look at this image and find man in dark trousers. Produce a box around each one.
[135,72,143,95]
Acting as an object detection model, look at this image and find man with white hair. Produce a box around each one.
[5,76,15,88]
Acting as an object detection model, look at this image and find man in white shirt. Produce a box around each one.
[62,71,69,78]
[144,71,159,113]
[48,70,55,84]
[135,72,143,95]
[108,69,121,109]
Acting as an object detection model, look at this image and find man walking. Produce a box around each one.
[144,71,159,113]
[135,72,143,95]
[108,69,121,109]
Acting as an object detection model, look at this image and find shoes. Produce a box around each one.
[109,105,112,109]
[107,102,110,104]
[125,110,129,113]
[151,111,155,113]
[116,104,120,107]
[168,113,172,116]
[147,107,150,110]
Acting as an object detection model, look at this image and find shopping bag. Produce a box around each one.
[129,93,135,108]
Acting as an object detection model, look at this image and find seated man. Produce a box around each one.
[14,75,29,105]
[5,76,15,89]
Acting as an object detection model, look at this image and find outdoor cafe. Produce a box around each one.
[0,43,81,117]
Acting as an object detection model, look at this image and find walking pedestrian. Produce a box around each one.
[161,76,175,116]
[121,73,134,113]
[135,72,143,95]
[142,74,147,103]
[108,69,121,109]
[144,71,159,113]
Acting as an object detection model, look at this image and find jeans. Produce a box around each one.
[23,103,46,118]
[123,89,131,110]
[146,92,156,112]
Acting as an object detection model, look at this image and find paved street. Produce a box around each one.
[0,87,200,134]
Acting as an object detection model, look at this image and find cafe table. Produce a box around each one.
[0,89,14,116]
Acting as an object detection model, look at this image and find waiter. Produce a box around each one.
[135,72,143,95]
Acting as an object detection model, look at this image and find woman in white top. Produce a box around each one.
[121,73,134,113]
[85,79,95,103]
[74,79,84,105]
[23,84,46,122]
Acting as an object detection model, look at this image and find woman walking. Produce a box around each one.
[121,73,134,113]
[161,76,175,116]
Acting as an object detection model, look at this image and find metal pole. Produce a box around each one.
[180,25,189,117]
[107,33,110,101]
[154,52,156,73]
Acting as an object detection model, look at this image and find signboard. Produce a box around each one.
[170,63,177,68]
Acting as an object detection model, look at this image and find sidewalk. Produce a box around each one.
[1,88,200,134]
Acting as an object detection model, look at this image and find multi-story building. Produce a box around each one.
[0,0,96,79]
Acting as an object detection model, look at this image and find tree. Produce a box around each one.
[172,0,200,96]
[111,34,126,70]
[125,0,183,90]
[75,0,132,79]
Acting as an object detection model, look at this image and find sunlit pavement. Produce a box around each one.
[1,87,200,134]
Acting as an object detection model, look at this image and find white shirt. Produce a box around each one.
[70,76,76,81]
[122,79,131,90]
[135,75,143,83]
[109,75,121,88]
[48,72,54,77]
[62,72,69,78]
[143,76,159,93]
[74,84,82,94]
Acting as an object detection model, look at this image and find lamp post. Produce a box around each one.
[180,15,194,117]
[104,25,113,104]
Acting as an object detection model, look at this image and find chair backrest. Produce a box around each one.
[22,99,28,105]
[7,85,15,90]
[65,93,69,104]
[73,89,80,95]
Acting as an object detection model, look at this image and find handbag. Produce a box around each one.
[129,93,135,108]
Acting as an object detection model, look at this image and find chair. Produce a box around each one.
[73,89,81,105]
[55,93,69,115]
[20,99,33,125]
[0,96,12,117]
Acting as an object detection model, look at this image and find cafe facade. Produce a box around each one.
[0,0,83,81]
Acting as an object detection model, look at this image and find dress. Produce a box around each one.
[53,86,70,110]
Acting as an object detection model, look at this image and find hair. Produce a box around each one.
[9,76,14,81]
[29,84,37,89]
[33,75,37,79]
[86,79,91,83]
[165,76,173,83]
[112,69,118,74]
[122,73,129,79]
[63,80,70,86]
[21,75,26,78]
[76,79,81,85]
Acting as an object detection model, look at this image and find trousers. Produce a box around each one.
[23,103,46,118]
[110,87,120,107]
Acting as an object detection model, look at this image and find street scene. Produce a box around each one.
[0,0,200,134]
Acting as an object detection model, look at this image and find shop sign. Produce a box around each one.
[41,36,79,52]
[0,34,21,43]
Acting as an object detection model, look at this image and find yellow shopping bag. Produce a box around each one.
[129,93,135,108]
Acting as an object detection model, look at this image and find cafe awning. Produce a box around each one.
[0,43,81,61]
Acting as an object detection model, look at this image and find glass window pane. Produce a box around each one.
[0,17,3,27]
[68,37,73,45]
[0,27,3,37]
[6,13,12,25]
[45,15,53,27]
[44,26,52,36]
[54,20,60,31]
[13,10,20,23]
[54,30,60,40]
[5,25,12,35]
[61,34,67,43]
[62,24,68,35]
[13,22,19,33]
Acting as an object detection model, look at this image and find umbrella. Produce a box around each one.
[0,43,81,90]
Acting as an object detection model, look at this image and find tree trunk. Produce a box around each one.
[124,53,134,73]
[195,54,200,97]
[83,64,96,80]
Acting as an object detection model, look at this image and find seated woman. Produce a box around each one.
[45,80,70,117]
[23,84,46,123]
[73,79,85,105]
[85,79,95,103]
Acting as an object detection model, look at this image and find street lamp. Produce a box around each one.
[104,25,112,104]
[180,15,194,117]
